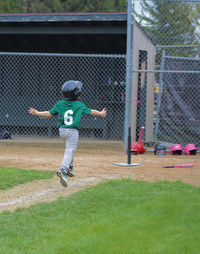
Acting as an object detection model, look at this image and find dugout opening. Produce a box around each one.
[0,34,126,54]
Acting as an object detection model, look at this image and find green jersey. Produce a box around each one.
[49,100,91,130]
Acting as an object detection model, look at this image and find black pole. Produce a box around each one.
[127,127,131,164]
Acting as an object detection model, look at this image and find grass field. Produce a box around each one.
[0,167,54,190]
[0,177,200,254]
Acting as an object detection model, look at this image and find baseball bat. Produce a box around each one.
[162,163,194,168]
[138,126,145,142]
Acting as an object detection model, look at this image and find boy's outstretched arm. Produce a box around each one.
[91,108,107,118]
[28,108,52,118]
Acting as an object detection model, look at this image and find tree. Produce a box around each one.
[0,0,127,14]
[190,3,200,42]
[60,0,127,13]
[25,0,63,13]
[135,0,198,58]
[0,0,25,13]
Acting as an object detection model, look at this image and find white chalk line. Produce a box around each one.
[0,156,43,162]
[0,177,98,208]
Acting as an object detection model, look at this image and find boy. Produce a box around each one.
[28,80,107,187]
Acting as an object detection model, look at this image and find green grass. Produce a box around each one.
[0,179,200,254]
[0,167,54,190]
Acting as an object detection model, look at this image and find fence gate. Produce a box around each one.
[155,52,200,146]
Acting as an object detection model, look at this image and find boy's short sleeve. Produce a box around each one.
[82,104,91,115]
[49,103,59,115]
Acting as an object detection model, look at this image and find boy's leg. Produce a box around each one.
[57,128,78,187]
[61,129,78,171]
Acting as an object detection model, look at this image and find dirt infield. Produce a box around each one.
[0,137,200,212]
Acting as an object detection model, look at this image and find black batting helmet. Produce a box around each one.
[62,80,83,101]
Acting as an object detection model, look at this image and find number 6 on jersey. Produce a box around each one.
[64,110,73,125]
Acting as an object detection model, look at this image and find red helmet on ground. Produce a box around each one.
[171,144,183,155]
[184,144,198,155]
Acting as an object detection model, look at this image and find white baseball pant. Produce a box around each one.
[59,127,79,171]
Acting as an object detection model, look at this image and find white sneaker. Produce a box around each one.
[67,163,74,177]
[56,169,68,187]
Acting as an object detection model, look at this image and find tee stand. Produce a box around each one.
[111,127,140,167]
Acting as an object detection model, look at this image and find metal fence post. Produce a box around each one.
[155,50,165,142]
[124,0,135,152]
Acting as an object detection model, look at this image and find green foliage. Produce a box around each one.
[0,179,200,253]
[191,3,200,41]
[26,0,63,13]
[135,0,199,57]
[60,0,127,13]
[0,0,25,13]
[0,0,127,14]
[0,167,54,190]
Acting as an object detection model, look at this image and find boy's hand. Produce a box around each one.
[91,108,107,118]
[101,108,107,118]
[28,107,38,116]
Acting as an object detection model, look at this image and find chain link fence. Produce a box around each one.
[155,53,200,146]
[0,53,126,140]
[0,0,200,149]
[133,0,200,148]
